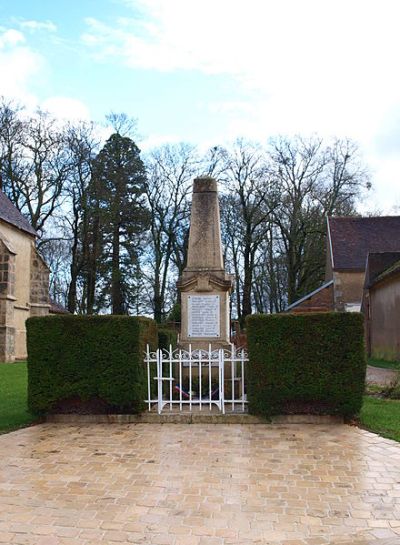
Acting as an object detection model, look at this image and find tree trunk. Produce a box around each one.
[287,243,297,305]
[67,204,79,313]
[111,221,123,314]
[86,209,100,314]
[241,231,253,322]
[153,264,162,323]
[241,264,252,321]
[67,273,77,313]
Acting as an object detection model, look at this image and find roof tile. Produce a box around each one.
[0,192,37,236]
[328,216,400,271]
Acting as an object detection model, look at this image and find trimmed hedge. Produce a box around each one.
[246,312,366,417]
[27,315,157,414]
[158,327,178,350]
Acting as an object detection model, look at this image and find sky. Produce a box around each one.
[0,0,400,212]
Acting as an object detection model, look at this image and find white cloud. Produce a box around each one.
[81,0,400,145]
[0,28,90,123]
[0,28,43,107]
[140,132,182,151]
[19,20,57,33]
[82,0,400,212]
[41,96,90,121]
[0,29,25,47]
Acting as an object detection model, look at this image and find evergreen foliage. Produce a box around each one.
[246,312,366,417]
[26,315,157,414]
[0,101,370,318]
[86,133,149,314]
[157,327,178,350]
[166,302,181,323]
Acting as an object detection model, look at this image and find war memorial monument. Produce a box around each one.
[177,176,233,350]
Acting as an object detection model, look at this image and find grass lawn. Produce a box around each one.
[0,361,37,434]
[368,357,400,370]
[360,396,400,442]
[1,362,400,443]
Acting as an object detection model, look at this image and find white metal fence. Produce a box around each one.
[145,345,248,414]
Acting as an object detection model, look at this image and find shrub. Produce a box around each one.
[246,312,366,417]
[382,375,400,400]
[158,327,178,350]
[27,315,157,414]
[167,302,181,323]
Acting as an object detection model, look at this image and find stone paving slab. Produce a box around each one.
[0,423,399,544]
[339,540,399,545]
[46,413,344,425]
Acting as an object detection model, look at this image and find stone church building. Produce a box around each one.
[0,192,49,361]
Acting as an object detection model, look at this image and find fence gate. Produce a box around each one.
[145,345,248,414]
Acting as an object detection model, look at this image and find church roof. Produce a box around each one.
[49,299,69,314]
[0,192,37,237]
[327,216,400,271]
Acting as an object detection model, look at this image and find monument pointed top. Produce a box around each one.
[186,176,224,271]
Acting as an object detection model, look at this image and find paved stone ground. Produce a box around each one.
[0,423,400,545]
[366,366,399,386]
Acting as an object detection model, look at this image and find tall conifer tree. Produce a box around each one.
[89,133,149,314]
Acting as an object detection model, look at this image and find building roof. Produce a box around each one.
[375,260,400,285]
[0,192,37,237]
[365,252,400,289]
[49,299,69,314]
[328,216,400,271]
[364,252,400,288]
[286,280,333,311]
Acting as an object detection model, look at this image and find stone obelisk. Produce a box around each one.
[177,177,233,350]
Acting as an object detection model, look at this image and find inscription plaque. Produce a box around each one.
[188,295,220,338]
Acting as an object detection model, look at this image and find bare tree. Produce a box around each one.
[252,225,287,314]
[269,135,369,305]
[316,137,370,214]
[40,237,71,305]
[105,112,138,138]
[1,97,373,318]
[64,121,99,313]
[144,143,198,322]
[219,140,278,321]
[0,98,25,196]
[0,103,70,237]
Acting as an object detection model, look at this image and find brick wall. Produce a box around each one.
[289,283,334,313]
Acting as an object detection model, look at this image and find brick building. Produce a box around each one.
[286,280,334,314]
[0,192,49,361]
[288,216,400,313]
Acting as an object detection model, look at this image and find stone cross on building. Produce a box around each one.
[177,177,233,350]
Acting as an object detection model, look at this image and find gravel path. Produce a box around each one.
[367,365,399,385]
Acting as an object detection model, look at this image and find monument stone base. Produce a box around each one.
[177,271,233,352]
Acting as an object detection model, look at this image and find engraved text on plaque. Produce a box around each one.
[188,295,220,338]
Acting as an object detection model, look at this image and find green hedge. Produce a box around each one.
[246,312,366,417]
[158,327,178,350]
[27,315,157,414]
